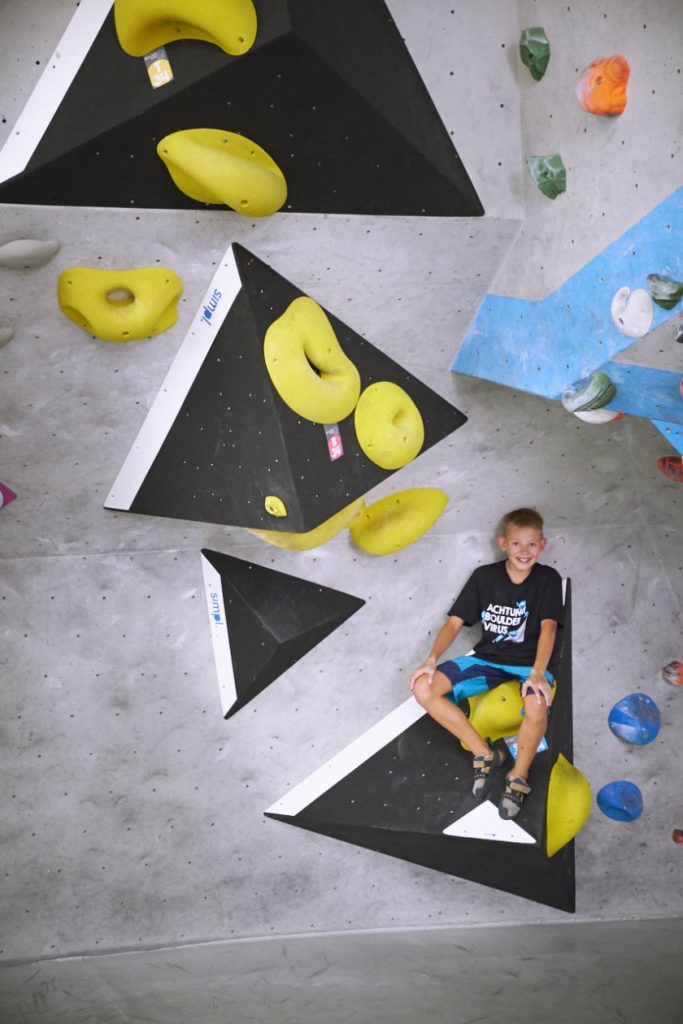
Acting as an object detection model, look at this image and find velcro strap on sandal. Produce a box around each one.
[507,778,531,795]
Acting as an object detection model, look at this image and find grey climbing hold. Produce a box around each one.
[0,325,14,348]
[0,238,60,270]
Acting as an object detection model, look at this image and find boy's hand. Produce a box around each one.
[409,657,436,691]
[522,672,553,706]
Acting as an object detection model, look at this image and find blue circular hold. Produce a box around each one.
[608,692,661,745]
[597,781,643,822]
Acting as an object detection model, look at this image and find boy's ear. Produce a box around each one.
[497,535,507,551]
[540,537,548,551]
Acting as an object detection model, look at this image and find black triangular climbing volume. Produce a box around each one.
[105,243,467,532]
[201,548,365,717]
[266,584,576,913]
[0,0,483,216]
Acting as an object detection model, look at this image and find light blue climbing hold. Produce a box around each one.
[608,692,661,745]
[597,781,643,822]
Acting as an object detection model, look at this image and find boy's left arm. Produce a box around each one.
[521,618,558,706]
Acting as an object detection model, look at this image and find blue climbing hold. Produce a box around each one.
[597,781,643,822]
[608,692,661,745]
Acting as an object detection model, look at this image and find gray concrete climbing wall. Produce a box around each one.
[0,1,681,1021]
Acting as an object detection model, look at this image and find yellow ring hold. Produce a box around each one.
[462,679,557,750]
[157,129,287,216]
[349,487,448,555]
[114,0,257,57]
[264,495,287,518]
[546,753,592,857]
[57,266,183,341]
[249,498,365,551]
[264,297,361,423]
[354,381,424,470]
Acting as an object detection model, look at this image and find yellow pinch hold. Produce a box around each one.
[250,499,365,551]
[264,495,287,518]
[462,679,557,751]
[546,753,592,858]
[157,129,287,217]
[349,488,448,556]
[114,0,257,57]
[57,266,183,342]
[264,297,361,423]
[355,381,424,470]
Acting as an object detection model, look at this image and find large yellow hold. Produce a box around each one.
[157,129,287,216]
[250,499,365,551]
[465,679,557,746]
[349,488,448,555]
[264,297,361,423]
[114,0,257,56]
[57,267,183,341]
[354,381,424,470]
[546,754,592,857]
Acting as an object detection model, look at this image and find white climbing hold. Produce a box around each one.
[0,238,61,270]
[573,408,623,424]
[610,286,653,338]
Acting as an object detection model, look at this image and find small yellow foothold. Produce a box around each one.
[114,0,257,57]
[265,495,287,518]
[57,266,183,341]
[349,487,447,555]
[250,498,365,551]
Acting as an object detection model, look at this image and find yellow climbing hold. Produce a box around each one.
[349,488,447,556]
[57,266,183,341]
[264,297,361,423]
[250,498,365,551]
[462,679,557,750]
[157,129,287,216]
[354,381,424,470]
[114,0,257,57]
[546,753,592,857]
[265,495,287,518]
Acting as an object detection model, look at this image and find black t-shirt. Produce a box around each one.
[448,561,564,666]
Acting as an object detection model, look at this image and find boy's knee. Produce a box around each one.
[523,694,548,723]
[412,677,433,707]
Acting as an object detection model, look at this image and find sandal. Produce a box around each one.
[472,743,507,801]
[498,775,531,819]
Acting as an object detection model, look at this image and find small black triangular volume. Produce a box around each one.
[0,0,483,216]
[201,549,365,717]
[105,243,467,532]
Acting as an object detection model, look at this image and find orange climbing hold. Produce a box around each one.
[657,455,683,483]
[576,56,629,116]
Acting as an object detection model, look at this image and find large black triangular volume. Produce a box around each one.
[201,548,365,718]
[0,0,483,216]
[105,243,467,531]
[265,584,576,912]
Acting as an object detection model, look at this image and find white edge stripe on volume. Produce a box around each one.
[0,0,114,183]
[105,246,242,509]
[265,697,426,817]
[442,801,535,844]
[200,553,236,718]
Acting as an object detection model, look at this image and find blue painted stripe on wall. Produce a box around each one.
[652,419,683,456]
[595,363,682,423]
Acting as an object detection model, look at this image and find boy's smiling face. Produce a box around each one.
[498,524,546,580]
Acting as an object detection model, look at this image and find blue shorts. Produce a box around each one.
[437,655,554,707]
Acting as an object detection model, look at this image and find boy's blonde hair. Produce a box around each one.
[501,507,544,535]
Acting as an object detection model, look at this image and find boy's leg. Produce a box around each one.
[511,692,548,779]
[412,669,491,756]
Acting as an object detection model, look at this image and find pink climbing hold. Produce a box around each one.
[661,661,683,687]
[0,482,17,508]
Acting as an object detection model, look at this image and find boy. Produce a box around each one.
[409,508,563,819]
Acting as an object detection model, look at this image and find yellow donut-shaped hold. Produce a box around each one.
[354,381,424,470]
[249,499,365,551]
[264,495,287,518]
[263,297,361,423]
[349,488,447,556]
[114,0,257,57]
[462,679,558,750]
[546,754,592,857]
[157,129,287,217]
[57,267,183,341]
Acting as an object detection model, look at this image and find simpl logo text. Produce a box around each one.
[210,591,222,623]
[201,288,222,325]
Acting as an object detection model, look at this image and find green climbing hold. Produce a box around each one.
[528,154,566,199]
[646,274,683,311]
[519,27,551,81]
[562,370,617,413]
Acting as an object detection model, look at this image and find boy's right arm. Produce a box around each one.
[408,615,464,690]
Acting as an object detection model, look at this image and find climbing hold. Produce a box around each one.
[528,154,566,199]
[349,488,448,556]
[646,274,683,311]
[610,286,654,338]
[661,661,683,687]
[546,754,592,857]
[157,129,287,216]
[0,325,14,348]
[576,56,629,116]
[597,781,643,822]
[250,498,365,551]
[608,692,661,746]
[263,297,361,423]
[114,0,257,57]
[0,482,17,509]
[57,266,183,341]
[264,495,287,518]
[562,370,616,413]
[573,408,624,424]
[673,829,683,844]
[519,27,551,82]
[354,381,424,470]
[463,679,555,745]
[657,455,683,483]
[0,238,60,270]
